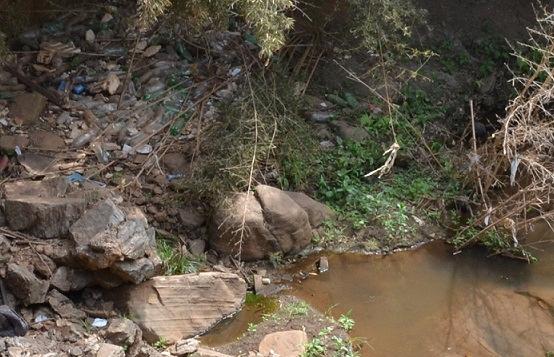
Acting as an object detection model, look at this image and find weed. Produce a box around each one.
[247,322,257,333]
[332,336,359,357]
[338,312,356,331]
[303,337,326,357]
[281,301,310,318]
[269,252,284,268]
[153,337,168,349]
[302,327,335,357]
[80,319,92,334]
[313,220,346,246]
[157,239,204,275]
[262,300,310,323]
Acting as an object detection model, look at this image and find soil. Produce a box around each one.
[204,296,350,357]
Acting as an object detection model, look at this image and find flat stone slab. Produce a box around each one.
[123,272,246,343]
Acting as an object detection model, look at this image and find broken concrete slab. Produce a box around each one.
[5,263,49,305]
[5,196,86,238]
[123,272,246,343]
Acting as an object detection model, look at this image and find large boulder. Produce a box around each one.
[123,272,246,343]
[209,193,281,261]
[209,185,331,261]
[284,191,334,228]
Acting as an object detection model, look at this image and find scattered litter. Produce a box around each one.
[85,29,95,43]
[136,144,153,155]
[72,83,86,95]
[91,318,108,328]
[34,314,49,323]
[14,146,22,156]
[67,172,86,184]
[166,173,184,182]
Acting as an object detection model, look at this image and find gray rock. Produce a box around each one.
[111,258,156,284]
[170,338,199,356]
[188,239,206,256]
[178,207,205,228]
[123,272,246,343]
[331,120,370,142]
[308,111,334,123]
[103,318,140,346]
[209,193,280,261]
[317,256,329,273]
[51,266,94,292]
[4,177,68,200]
[5,197,86,239]
[5,263,49,305]
[96,343,125,357]
[69,199,158,273]
[47,290,86,320]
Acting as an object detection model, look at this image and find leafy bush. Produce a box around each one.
[138,0,295,57]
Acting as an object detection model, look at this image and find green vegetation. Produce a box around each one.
[261,300,310,323]
[349,0,427,53]
[312,220,347,246]
[182,70,318,200]
[156,239,205,275]
[311,89,458,241]
[153,336,169,349]
[332,336,359,357]
[338,312,355,332]
[281,300,310,318]
[302,327,334,357]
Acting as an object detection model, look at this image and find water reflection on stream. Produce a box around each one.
[205,224,554,356]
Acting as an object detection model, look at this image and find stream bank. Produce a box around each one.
[0,0,552,356]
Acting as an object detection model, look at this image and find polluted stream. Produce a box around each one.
[203,224,554,356]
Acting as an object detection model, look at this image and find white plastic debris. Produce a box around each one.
[34,314,48,323]
[136,144,153,154]
[91,318,108,328]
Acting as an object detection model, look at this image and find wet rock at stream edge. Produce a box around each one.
[122,272,246,343]
[209,185,333,261]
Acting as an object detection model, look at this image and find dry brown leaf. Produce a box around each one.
[143,45,161,58]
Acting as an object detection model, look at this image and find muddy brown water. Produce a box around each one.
[203,225,554,356]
